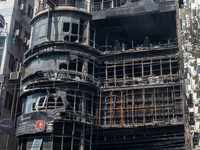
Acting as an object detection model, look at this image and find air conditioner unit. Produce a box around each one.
[20,4,26,15]
[10,72,20,80]
[15,29,22,40]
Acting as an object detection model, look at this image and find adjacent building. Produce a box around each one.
[0,0,34,149]
[180,0,200,149]
[16,0,189,149]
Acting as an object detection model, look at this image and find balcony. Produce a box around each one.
[35,0,89,16]
[91,0,176,20]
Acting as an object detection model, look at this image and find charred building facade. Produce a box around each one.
[16,0,189,149]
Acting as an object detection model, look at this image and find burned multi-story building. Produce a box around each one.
[16,0,189,149]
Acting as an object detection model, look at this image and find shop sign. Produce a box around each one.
[0,119,14,134]
[35,120,45,132]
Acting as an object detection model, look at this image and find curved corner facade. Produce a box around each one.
[17,1,100,149]
[16,0,188,149]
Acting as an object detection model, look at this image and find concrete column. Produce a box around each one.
[83,20,90,46]
[82,58,88,73]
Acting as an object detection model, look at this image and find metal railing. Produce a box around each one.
[92,0,175,11]
[99,41,178,53]
[35,0,89,16]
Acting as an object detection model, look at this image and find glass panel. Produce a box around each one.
[31,138,43,150]
[39,24,46,38]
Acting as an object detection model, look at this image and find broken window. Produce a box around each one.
[152,60,160,76]
[162,59,170,75]
[71,35,78,42]
[78,57,83,72]
[69,58,76,71]
[48,96,55,109]
[63,23,70,32]
[59,62,67,69]
[172,60,179,74]
[35,96,63,111]
[108,67,114,79]
[72,23,78,34]
[116,65,123,78]
[9,54,18,72]
[134,62,142,77]
[5,92,13,110]
[56,97,63,108]
[125,64,132,78]
[31,138,43,150]
[88,60,93,76]
[143,61,150,76]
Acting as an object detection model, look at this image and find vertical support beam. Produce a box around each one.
[93,27,96,48]
[150,59,152,76]
[46,8,52,40]
[71,122,75,150]
[74,91,76,114]
[170,59,172,74]
[114,61,116,86]
[142,59,144,77]
[154,88,157,121]
[169,59,172,82]
[76,58,78,72]
[90,126,92,150]
[127,90,129,125]
[123,60,126,85]
[101,0,104,10]
[91,94,94,118]
[132,90,134,124]
[105,64,108,86]
[83,20,90,46]
[99,92,102,125]
[82,58,88,80]
[82,92,86,122]
[105,33,108,51]
[67,60,69,77]
[167,87,170,123]
[132,61,134,78]
[143,89,146,124]
[172,85,175,119]
[121,90,124,125]
[111,0,114,8]
[79,124,85,150]
[160,59,162,75]
[110,91,112,126]
[61,121,64,150]
[92,59,95,83]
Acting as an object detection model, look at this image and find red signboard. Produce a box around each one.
[35,120,45,132]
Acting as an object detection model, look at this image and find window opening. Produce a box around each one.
[59,62,67,69]
[47,96,55,109]
[31,138,43,150]
[63,23,70,32]
[56,97,63,108]
[72,23,78,34]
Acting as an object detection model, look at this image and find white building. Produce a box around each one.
[180,0,200,149]
[0,0,34,149]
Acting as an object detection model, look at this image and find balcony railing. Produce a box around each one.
[92,0,175,11]
[35,0,89,16]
